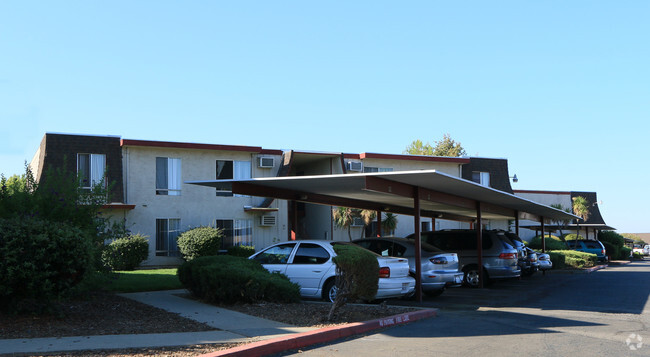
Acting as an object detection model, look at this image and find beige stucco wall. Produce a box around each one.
[122,145,286,266]
[514,191,572,241]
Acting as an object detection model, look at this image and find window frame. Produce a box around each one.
[216,160,252,196]
[77,153,106,190]
[155,218,181,257]
[156,157,182,196]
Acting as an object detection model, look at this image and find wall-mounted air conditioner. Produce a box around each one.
[260,215,277,226]
[258,157,274,168]
[347,161,363,172]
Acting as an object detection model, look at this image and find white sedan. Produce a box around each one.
[249,240,415,302]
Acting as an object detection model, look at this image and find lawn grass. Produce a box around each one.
[104,268,183,293]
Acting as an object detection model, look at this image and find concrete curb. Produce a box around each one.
[200,308,438,357]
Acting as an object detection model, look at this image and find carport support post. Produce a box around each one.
[541,217,546,276]
[414,186,422,302]
[476,201,484,289]
[376,210,382,237]
[515,211,519,237]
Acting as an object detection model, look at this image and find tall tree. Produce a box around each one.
[571,196,590,248]
[404,134,466,157]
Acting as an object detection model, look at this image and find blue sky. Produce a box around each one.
[1,1,648,233]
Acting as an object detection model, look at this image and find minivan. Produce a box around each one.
[406,229,521,287]
[567,240,608,263]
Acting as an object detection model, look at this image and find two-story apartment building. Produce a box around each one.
[30,133,571,266]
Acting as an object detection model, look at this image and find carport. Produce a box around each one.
[188,169,577,301]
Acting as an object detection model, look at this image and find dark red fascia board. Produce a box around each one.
[343,152,470,163]
[121,139,283,155]
[514,190,572,195]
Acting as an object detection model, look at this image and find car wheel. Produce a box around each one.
[323,279,337,302]
[424,288,445,297]
[464,266,488,288]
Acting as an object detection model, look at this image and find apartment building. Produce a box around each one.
[30,133,524,266]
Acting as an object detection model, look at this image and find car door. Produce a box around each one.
[284,242,333,297]
[250,243,297,276]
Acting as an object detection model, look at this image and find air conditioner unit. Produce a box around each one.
[258,157,274,168]
[260,215,277,226]
[347,161,363,172]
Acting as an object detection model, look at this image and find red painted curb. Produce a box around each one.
[200,308,437,357]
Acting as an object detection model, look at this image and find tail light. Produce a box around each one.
[498,253,517,260]
[378,267,390,278]
[430,257,448,265]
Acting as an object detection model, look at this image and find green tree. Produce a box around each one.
[358,209,376,238]
[333,207,355,241]
[404,134,466,157]
[381,212,398,235]
[571,196,590,249]
[550,203,572,242]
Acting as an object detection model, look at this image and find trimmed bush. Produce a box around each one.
[546,252,566,269]
[620,247,632,259]
[0,217,93,313]
[528,236,568,251]
[562,234,585,241]
[102,234,149,270]
[177,255,300,303]
[227,245,255,257]
[332,244,379,301]
[177,226,223,261]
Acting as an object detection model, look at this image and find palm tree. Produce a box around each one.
[332,207,354,241]
[572,196,590,248]
[381,212,398,236]
[358,209,376,238]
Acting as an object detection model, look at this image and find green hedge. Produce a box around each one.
[227,245,255,257]
[332,244,379,301]
[528,236,568,251]
[545,250,598,269]
[177,255,300,304]
[177,226,223,261]
[0,217,92,313]
[102,234,149,270]
[598,231,627,260]
[600,241,618,261]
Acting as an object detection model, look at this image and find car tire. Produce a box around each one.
[463,266,488,288]
[322,279,337,302]
[424,288,445,297]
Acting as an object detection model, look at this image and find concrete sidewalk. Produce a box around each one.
[0,290,434,356]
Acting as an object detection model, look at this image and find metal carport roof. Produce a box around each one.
[187,169,578,223]
[188,169,579,299]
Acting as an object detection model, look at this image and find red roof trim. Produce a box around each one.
[120,139,265,153]
[359,153,470,163]
[514,190,572,195]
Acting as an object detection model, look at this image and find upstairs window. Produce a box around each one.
[77,153,106,190]
[472,171,490,187]
[156,157,181,195]
[216,160,251,196]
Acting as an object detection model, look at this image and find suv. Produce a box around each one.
[501,231,537,277]
[406,229,520,287]
[567,240,608,263]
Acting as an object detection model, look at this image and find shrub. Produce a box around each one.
[177,226,223,261]
[556,250,597,268]
[0,217,93,313]
[620,247,632,260]
[227,245,255,257]
[102,234,149,270]
[546,252,566,269]
[328,244,379,320]
[562,234,585,241]
[177,255,300,303]
[528,236,568,251]
[598,231,625,248]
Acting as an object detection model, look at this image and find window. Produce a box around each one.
[156,218,181,256]
[292,243,330,264]
[77,153,106,190]
[216,160,251,196]
[216,219,253,248]
[252,243,296,264]
[156,157,181,195]
[364,167,393,173]
[472,171,490,187]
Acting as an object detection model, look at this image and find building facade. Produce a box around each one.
[29,133,553,266]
